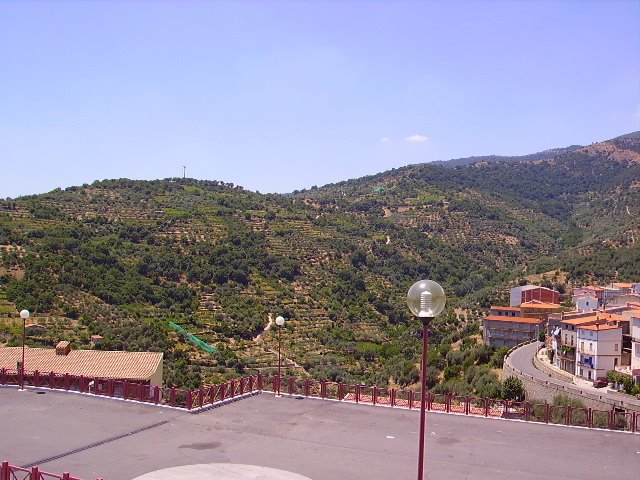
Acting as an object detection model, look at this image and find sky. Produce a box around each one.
[1,0,639,198]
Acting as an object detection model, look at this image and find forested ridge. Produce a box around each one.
[0,133,638,395]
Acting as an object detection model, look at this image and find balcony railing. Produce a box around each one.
[558,347,576,359]
[577,360,594,369]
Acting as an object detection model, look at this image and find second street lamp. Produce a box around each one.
[407,280,446,480]
[275,315,285,397]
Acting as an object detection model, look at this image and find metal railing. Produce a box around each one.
[1,369,638,433]
[0,369,260,411]
[261,375,638,433]
[0,461,100,480]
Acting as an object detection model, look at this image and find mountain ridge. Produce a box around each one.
[0,131,638,391]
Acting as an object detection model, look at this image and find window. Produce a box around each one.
[589,342,593,352]
[581,341,584,351]
[564,334,568,343]
[615,344,618,352]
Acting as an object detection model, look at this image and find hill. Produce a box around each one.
[0,133,638,394]
[430,144,582,168]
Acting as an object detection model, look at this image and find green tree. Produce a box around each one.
[501,376,525,401]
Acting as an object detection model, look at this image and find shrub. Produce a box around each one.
[501,376,525,401]
[490,346,509,368]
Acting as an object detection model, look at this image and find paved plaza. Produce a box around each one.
[0,387,638,480]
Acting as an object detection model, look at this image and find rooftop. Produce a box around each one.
[0,388,636,480]
[0,347,162,381]
[562,316,599,326]
[579,323,622,332]
[585,285,605,291]
[518,285,555,292]
[520,301,562,310]
[489,306,521,311]
[484,315,542,324]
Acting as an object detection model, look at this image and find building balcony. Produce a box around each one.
[557,347,575,360]
[577,360,594,369]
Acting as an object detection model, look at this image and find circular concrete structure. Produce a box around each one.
[131,464,312,480]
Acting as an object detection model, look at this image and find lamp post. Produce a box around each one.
[407,280,446,480]
[19,309,30,391]
[275,315,285,397]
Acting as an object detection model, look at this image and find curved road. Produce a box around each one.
[506,342,542,379]
[506,341,640,410]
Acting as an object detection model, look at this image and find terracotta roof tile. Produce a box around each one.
[484,315,542,324]
[561,316,598,325]
[0,347,162,381]
[520,301,562,309]
[579,323,621,331]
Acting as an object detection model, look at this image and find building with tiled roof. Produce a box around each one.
[518,301,562,325]
[553,310,633,376]
[576,322,623,381]
[482,306,545,347]
[509,285,560,307]
[0,345,163,386]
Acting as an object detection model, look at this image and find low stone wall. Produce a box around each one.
[532,352,575,383]
[504,342,640,413]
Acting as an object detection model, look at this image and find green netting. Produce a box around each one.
[168,322,218,354]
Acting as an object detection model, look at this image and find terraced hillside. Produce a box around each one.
[0,133,638,391]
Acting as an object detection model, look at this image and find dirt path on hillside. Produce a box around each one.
[254,313,274,343]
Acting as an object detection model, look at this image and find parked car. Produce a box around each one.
[593,377,608,388]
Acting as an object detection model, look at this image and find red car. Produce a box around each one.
[592,378,608,388]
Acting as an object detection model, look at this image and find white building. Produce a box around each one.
[556,316,599,373]
[630,311,640,384]
[576,323,622,381]
[575,295,598,313]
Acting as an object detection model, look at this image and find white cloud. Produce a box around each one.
[379,137,391,143]
[405,134,429,143]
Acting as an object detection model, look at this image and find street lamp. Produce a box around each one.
[275,315,285,397]
[407,280,446,480]
[19,309,30,391]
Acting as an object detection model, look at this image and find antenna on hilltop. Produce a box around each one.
[182,165,186,179]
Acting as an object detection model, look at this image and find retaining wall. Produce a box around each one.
[503,342,640,414]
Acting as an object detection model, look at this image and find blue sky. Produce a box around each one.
[1,0,639,198]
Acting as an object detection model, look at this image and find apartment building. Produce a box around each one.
[483,306,544,348]
[573,286,604,306]
[576,323,622,381]
[629,310,640,384]
[520,300,562,321]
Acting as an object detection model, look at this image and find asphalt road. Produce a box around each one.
[505,341,640,412]
[1,387,638,480]
[507,342,542,378]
